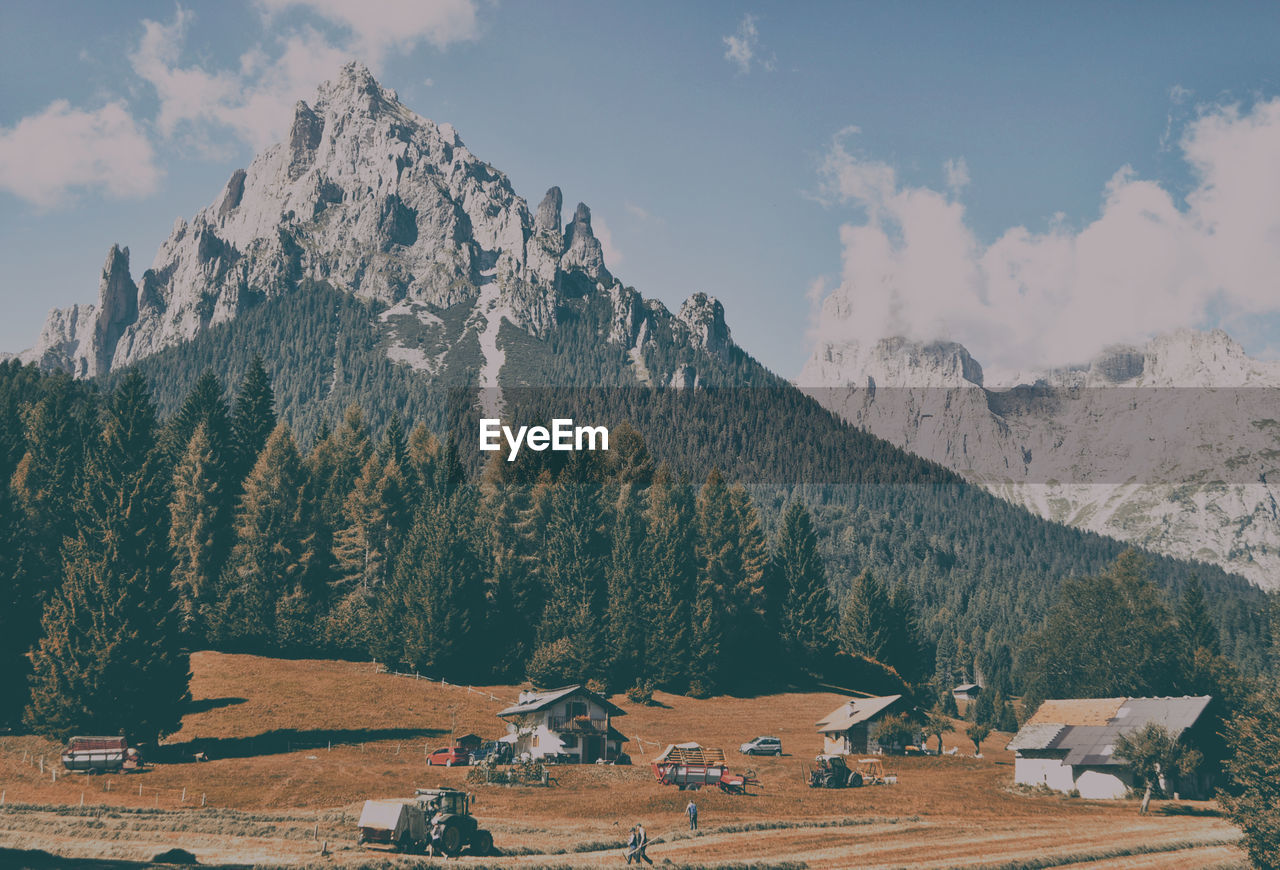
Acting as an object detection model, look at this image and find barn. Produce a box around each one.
[815,694,913,755]
[1007,695,1212,799]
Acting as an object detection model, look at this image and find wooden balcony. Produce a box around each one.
[549,716,608,733]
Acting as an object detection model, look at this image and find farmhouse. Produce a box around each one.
[815,694,913,755]
[1007,695,1212,799]
[496,685,628,763]
[952,683,982,701]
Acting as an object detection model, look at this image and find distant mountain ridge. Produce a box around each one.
[800,328,1280,589]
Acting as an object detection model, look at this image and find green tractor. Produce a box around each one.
[357,787,493,856]
[415,787,493,856]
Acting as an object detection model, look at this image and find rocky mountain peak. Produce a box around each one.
[561,201,606,280]
[534,186,563,236]
[678,293,731,356]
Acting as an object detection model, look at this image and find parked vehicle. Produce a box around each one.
[739,735,783,756]
[356,788,493,856]
[469,740,513,765]
[61,737,141,773]
[426,747,470,767]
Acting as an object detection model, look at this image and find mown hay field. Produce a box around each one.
[0,652,1246,868]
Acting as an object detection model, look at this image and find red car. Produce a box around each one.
[426,747,470,767]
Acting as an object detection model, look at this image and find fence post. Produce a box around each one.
[313,823,319,839]
[2,789,6,805]
[181,787,186,803]
[202,793,206,807]
[106,781,111,793]
[38,756,44,774]
[139,783,143,796]
[80,792,85,806]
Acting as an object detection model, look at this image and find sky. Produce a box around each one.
[2,0,1279,379]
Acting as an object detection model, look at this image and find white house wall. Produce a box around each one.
[1074,767,1132,800]
[1014,756,1076,793]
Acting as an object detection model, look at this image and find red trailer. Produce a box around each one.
[651,744,758,794]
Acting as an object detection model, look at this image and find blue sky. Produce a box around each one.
[3,1,1280,377]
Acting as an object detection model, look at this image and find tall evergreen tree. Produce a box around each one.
[772,500,835,671]
[163,369,231,467]
[1177,577,1220,655]
[838,569,893,664]
[170,422,226,633]
[209,423,319,652]
[537,466,609,683]
[725,484,772,680]
[230,355,276,481]
[25,371,190,743]
[605,481,648,689]
[692,469,734,693]
[643,465,697,690]
[376,488,487,678]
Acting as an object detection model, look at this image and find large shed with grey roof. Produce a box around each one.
[1008,696,1212,799]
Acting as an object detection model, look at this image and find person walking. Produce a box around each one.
[686,799,698,831]
[633,822,653,865]
[624,826,639,864]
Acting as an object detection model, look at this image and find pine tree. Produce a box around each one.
[230,355,276,481]
[24,371,190,743]
[643,465,696,690]
[725,484,772,681]
[380,412,407,467]
[537,468,609,684]
[886,583,930,684]
[772,501,834,671]
[328,452,410,651]
[376,489,487,677]
[209,423,318,652]
[1177,577,1220,655]
[164,369,231,468]
[691,469,733,693]
[838,569,893,664]
[605,482,648,689]
[169,422,226,633]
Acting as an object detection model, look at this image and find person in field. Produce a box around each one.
[686,799,698,830]
[633,823,653,864]
[624,826,639,863]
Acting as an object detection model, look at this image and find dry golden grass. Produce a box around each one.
[0,651,1247,868]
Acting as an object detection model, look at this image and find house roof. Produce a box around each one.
[1006,722,1064,752]
[1010,696,1212,764]
[816,694,903,733]
[496,685,626,718]
[953,683,980,693]
[1025,698,1126,727]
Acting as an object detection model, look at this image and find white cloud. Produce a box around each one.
[131,2,478,153]
[723,13,774,74]
[943,157,970,193]
[131,8,350,152]
[594,215,623,267]
[810,100,1280,379]
[625,200,653,221]
[0,100,160,208]
[257,0,478,63]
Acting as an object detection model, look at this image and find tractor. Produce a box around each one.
[356,787,493,856]
[808,754,864,788]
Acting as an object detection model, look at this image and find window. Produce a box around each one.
[565,700,588,719]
